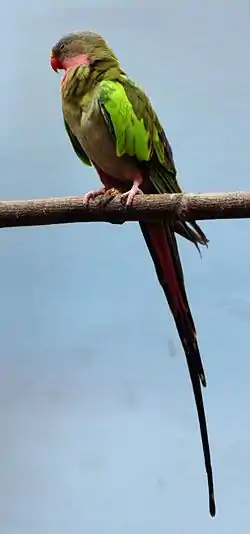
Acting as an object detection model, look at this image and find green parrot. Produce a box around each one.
[50,31,215,516]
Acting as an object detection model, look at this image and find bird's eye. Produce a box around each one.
[60,43,66,51]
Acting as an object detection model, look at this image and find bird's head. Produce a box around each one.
[50,31,118,72]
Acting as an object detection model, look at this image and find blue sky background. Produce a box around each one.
[1,1,250,532]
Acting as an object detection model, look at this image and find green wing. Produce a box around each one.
[98,77,181,194]
[98,78,207,246]
[64,119,92,167]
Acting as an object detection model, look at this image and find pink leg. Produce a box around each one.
[120,174,143,206]
[82,186,107,205]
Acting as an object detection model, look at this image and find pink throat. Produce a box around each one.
[62,53,90,71]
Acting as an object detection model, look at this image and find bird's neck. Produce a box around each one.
[62,54,90,71]
[61,59,125,99]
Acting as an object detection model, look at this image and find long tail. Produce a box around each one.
[139,220,216,517]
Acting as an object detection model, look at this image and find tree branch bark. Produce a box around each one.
[0,191,250,228]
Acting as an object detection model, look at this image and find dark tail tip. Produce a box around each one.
[209,494,216,517]
[189,221,209,247]
[200,373,207,388]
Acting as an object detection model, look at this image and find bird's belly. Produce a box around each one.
[79,108,137,181]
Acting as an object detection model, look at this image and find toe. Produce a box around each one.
[82,192,93,205]
[126,195,133,206]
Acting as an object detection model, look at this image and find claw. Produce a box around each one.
[82,187,107,205]
[120,182,143,206]
[99,188,125,225]
[100,187,120,204]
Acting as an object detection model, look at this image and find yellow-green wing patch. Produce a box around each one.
[98,79,154,161]
[99,77,180,196]
[122,79,179,194]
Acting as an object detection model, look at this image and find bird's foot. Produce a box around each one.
[97,187,120,207]
[83,187,124,225]
[97,188,125,225]
[120,177,143,206]
[82,187,107,205]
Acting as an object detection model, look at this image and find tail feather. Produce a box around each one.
[167,227,207,387]
[173,220,209,257]
[139,220,215,517]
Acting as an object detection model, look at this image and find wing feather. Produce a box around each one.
[64,119,92,167]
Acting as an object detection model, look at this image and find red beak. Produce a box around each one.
[50,53,62,72]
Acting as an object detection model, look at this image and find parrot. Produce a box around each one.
[50,31,215,517]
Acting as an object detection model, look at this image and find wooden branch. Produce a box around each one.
[0,191,250,228]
